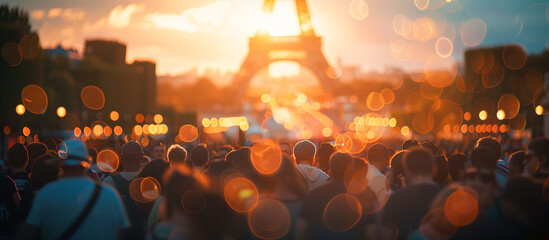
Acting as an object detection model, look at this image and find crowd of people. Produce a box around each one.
[0,133,548,240]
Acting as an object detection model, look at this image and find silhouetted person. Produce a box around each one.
[6,143,31,199]
[150,142,166,161]
[25,142,47,173]
[167,144,187,164]
[402,139,419,150]
[293,140,328,191]
[295,152,365,239]
[526,137,549,179]
[367,143,390,175]
[475,137,508,188]
[448,154,468,182]
[21,140,129,240]
[380,147,443,240]
[508,151,525,178]
[190,144,209,170]
[315,142,335,174]
[102,141,145,240]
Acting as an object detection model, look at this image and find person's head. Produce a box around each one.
[167,144,188,164]
[190,144,209,168]
[448,154,468,181]
[508,151,525,178]
[433,156,449,184]
[421,141,439,155]
[389,150,406,176]
[329,152,354,180]
[403,147,435,182]
[30,154,60,190]
[470,147,498,170]
[56,139,91,175]
[26,142,47,165]
[475,137,502,158]
[137,159,170,192]
[121,141,144,171]
[402,139,419,150]
[463,167,498,212]
[367,143,390,171]
[501,177,543,222]
[217,145,234,159]
[527,137,549,170]
[316,142,335,173]
[150,143,166,160]
[7,143,29,169]
[278,141,292,157]
[293,140,316,165]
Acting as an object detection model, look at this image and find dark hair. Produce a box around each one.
[88,148,98,164]
[390,150,406,176]
[259,154,308,199]
[434,156,449,184]
[26,142,47,162]
[448,154,468,181]
[329,152,354,180]
[293,140,316,165]
[30,154,60,190]
[7,143,28,168]
[316,142,335,173]
[121,141,144,166]
[137,159,170,192]
[367,143,390,164]
[168,144,187,163]
[421,141,439,155]
[403,147,435,176]
[470,147,498,170]
[402,140,419,150]
[508,151,526,174]
[190,144,209,167]
[476,137,501,158]
[528,137,549,168]
[165,170,201,219]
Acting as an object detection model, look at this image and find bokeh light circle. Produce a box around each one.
[461,19,487,47]
[181,189,206,214]
[250,139,282,175]
[502,44,527,70]
[248,199,290,239]
[1,42,22,66]
[497,94,520,119]
[224,177,259,213]
[80,86,105,110]
[97,149,119,173]
[435,37,453,58]
[21,85,48,114]
[323,194,362,232]
[178,124,198,142]
[444,190,478,226]
[349,0,368,20]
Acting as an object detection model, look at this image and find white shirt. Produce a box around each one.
[26,177,130,240]
[367,166,389,204]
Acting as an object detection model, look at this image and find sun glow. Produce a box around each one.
[259,1,301,36]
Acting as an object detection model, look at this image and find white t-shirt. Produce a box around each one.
[26,177,130,240]
[367,166,389,204]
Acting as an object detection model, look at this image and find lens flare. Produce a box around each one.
[502,44,527,70]
[224,177,259,213]
[97,149,119,173]
[181,189,206,214]
[435,37,453,58]
[80,86,105,110]
[179,124,198,142]
[414,0,429,10]
[393,14,412,37]
[497,94,520,119]
[349,0,368,20]
[478,110,487,121]
[444,190,478,226]
[23,127,30,136]
[250,139,282,175]
[248,199,290,239]
[323,194,362,232]
[21,85,48,114]
[535,105,544,115]
[110,111,119,121]
[366,92,385,111]
[461,19,487,47]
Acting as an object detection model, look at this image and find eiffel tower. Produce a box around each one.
[232,0,338,100]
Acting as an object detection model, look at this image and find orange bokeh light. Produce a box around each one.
[248,199,290,239]
[444,190,478,226]
[97,149,119,173]
[323,194,362,232]
[179,124,198,142]
[224,177,259,213]
[250,139,282,175]
[81,86,105,110]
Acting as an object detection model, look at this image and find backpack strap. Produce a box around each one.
[58,183,102,240]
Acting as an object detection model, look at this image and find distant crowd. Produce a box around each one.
[1,134,548,240]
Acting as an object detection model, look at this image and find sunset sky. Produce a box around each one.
[4,0,549,76]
